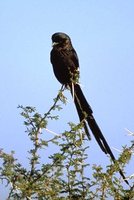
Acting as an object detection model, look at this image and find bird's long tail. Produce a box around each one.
[70,83,129,185]
[70,83,91,140]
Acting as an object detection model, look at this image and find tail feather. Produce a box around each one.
[70,85,91,140]
[70,83,129,185]
[87,115,115,158]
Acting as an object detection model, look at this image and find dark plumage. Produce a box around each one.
[51,32,79,85]
[50,32,129,185]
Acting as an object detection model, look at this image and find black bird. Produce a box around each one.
[50,32,129,185]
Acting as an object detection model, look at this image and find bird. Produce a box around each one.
[50,32,129,185]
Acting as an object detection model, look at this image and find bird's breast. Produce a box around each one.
[50,47,79,85]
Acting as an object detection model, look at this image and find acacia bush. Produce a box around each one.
[0,88,134,199]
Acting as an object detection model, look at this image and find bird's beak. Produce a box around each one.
[52,42,59,47]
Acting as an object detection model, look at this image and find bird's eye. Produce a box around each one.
[56,38,66,44]
[61,38,67,42]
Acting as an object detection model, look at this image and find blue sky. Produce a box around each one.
[0,0,134,197]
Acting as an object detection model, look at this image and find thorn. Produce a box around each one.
[112,147,122,153]
[125,128,134,136]
[45,128,60,136]
[71,82,75,101]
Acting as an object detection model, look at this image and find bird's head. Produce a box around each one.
[51,32,72,48]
